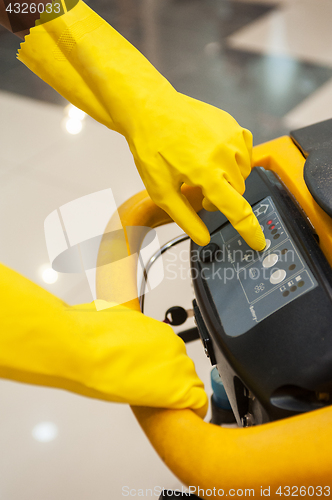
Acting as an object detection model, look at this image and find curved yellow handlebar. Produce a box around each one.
[96,141,332,498]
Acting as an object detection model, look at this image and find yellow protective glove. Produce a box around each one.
[0,263,208,418]
[17,1,266,251]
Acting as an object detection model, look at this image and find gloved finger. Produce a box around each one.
[210,142,250,196]
[159,193,211,246]
[202,197,218,212]
[224,164,246,195]
[223,130,252,187]
[236,128,253,180]
[205,182,266,251]
[242,128,253,160]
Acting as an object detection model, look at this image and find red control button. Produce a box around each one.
[267,219,273,225]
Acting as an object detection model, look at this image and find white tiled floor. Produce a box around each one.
[227,0,332,132]
[0,381,182,500]
[283,77,332,129]
[227,0,332,67]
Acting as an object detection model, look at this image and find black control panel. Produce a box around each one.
[192,167,332,425]
[205,196,317,338]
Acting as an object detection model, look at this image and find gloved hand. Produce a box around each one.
[17,1,266,251]
[0,263,208,417]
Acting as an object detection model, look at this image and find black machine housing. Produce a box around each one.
[191,124,332,426]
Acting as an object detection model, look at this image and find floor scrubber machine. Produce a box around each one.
[97,119,332,499]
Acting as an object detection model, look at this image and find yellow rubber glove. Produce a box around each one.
[17,1,265,251]
[0,263,208,418]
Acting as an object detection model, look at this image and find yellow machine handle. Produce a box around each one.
[96,139,332,498]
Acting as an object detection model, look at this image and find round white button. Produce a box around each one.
[270,269,287,285]
[261,239,271,252]
[262,253,278,268]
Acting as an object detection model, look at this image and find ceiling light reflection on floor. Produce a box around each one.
[32,422,58,443]
[41,267,58,284]
[63,104,86,135]
[65,117,83,135]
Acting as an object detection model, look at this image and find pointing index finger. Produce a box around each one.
[204,182,266,251]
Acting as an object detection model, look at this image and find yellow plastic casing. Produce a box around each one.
[96,138,332,498]
[253,136,332,267]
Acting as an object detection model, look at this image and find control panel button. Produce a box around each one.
[270,269,287,285]
[263,253,279,268]
[262,239,271,251]
[200,243,220,263]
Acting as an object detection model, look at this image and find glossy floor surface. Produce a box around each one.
[0,0,332,498]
